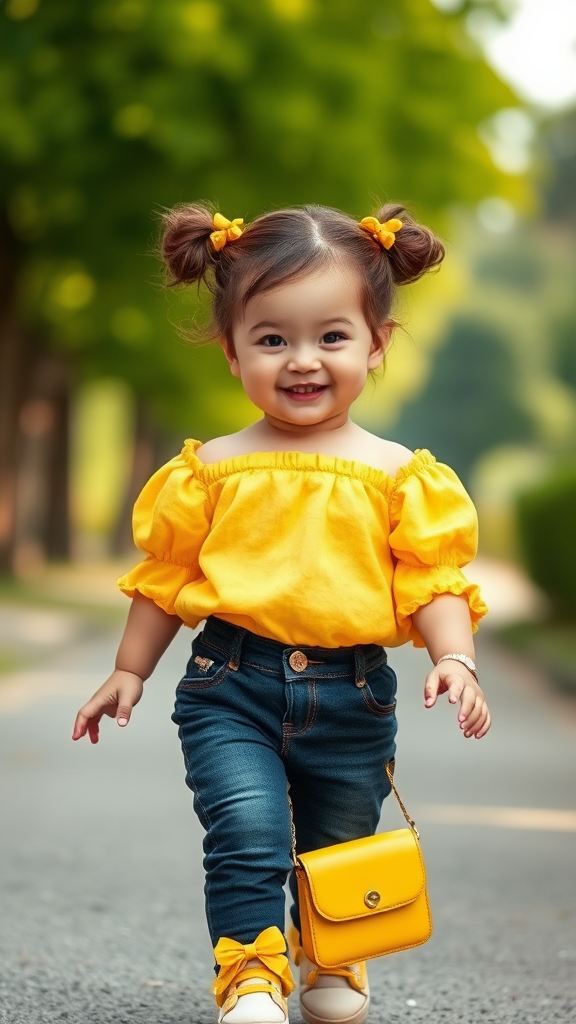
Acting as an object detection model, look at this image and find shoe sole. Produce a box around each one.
[299,998,370,1024]
[220,1016,288,1024]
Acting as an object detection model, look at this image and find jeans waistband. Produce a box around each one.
[200,616,387,684]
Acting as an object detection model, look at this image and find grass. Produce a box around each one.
[0,573,126,625]
[0,568,127,679]
[498,619,576,695]
[0,649,25,674]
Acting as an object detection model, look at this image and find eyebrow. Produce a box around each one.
[249,322,283,332]
[249,316,354,332]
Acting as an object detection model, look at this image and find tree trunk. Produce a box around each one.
[0,212,27,574]
[111,399,177,557]
[12,352,72,575]
[43,360,71,561]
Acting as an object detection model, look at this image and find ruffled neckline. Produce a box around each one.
[181,439,436,493]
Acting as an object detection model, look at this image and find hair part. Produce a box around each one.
[160,201,445,345]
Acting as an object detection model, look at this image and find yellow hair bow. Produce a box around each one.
[359,216,403,250]
[210,212,244,251]
[212,925,295,1006]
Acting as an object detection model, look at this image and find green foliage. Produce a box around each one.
[542,107,576,225]
[474,249,542,291]
[498,620,576,693]
[553,309,576,392]
[0,0,526,434]
[390,314,535,484]
[516,463,576,617]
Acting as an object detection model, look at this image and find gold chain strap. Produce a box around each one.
[288,791,299,866]
[289,761,419,866]
[385,762,420,839]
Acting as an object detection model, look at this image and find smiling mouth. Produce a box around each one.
[281,384,327,394]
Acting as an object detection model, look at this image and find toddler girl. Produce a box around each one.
[73,202,490,1024]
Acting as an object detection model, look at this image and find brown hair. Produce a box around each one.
[161,202,444,343]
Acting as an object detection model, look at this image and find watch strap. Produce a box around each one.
[436,653,478,682]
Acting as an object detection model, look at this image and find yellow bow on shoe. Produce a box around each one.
[210,212,244,251]
[359,216,403,249]
[212,926,295,1006]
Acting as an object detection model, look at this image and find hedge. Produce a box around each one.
[516,463,576,617]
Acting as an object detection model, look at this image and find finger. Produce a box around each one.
[466,701,489,737]
[116,702,134,727]
[73,693,114,740]
[475,709,492,740]
[457,683,477,720]
[445,672,465,704]
[462,702,484,736]
[424,672,440,707]
[72,712,89,741]
[88,719,100,745]
[460,694,482,726]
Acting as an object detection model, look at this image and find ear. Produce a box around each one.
[367,320,393,370]
[219,336,241,378]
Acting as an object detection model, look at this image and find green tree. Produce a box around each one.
[542,106,576,225]
[390,315,535,484]
[552,311,576,394]
[0,0,528,569]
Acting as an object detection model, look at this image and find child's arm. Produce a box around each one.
[412,592,490,740]
[72,593,182,744]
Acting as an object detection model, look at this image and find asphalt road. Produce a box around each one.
[1,614,575,1024]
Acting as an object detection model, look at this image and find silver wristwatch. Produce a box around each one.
[436,653,478,681]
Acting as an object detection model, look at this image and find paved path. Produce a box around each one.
[1,617,575,1024]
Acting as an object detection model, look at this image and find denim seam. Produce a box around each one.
[361,692,397,717]
[179,739,215,838]
[178,662,232,690]
[290,669,351,681]
[281,681,318,757]
[240,659,279,675]
[199,637,229,657]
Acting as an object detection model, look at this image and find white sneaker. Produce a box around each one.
[218,962,289,1024]
[298,953,370,1024]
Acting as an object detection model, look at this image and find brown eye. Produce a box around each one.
[260,335,285,347]
[322,332,345,344]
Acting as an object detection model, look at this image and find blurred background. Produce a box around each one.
[1,7,576,1022]
[1,0,576,687]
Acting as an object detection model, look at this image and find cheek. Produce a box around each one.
[340,352,372,383]
[238,360,277,398]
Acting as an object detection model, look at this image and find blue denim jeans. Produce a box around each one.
[171,616,398,947]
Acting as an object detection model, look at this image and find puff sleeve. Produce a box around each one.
[389,451,488,647]
[117,451,211,616]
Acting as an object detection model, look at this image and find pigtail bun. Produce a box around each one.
[375,203,445,285]
[161,203,217,286]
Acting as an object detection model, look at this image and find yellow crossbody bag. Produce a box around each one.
[294,763,432,969]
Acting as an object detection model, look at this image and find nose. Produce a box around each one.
[286,345,322,373]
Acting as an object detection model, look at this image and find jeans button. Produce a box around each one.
[289,651,308,672]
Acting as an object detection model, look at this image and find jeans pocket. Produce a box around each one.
[177,637,232,691]
[361,661,397,717]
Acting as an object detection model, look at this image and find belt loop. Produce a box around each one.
[354,646,366,688]
[228,627,246,671]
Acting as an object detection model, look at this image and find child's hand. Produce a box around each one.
[72,670,144,744]
[424,663,490,739]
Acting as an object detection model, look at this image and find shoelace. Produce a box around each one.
[304,965,366,993]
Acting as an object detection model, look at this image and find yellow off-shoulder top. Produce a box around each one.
[117,440,487,649]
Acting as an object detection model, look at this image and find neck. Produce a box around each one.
[261,411,352,438]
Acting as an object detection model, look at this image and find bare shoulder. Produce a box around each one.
[195,433,247,465]
[356,432,414,477]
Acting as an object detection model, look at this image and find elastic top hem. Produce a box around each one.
[181,438,436,492]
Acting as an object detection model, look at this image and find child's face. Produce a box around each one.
[221,265,388,432]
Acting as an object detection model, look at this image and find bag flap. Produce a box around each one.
[297,829,426,922]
